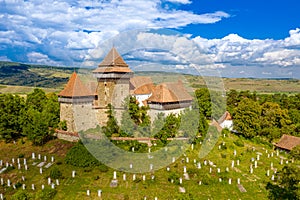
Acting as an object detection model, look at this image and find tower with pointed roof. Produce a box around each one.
[93,47,133,123]
[58,72,97,132]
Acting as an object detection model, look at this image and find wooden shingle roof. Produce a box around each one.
[275,134,300,151]
[217,111,232,124]
[147,81,192,103]
[93,47,132,73]
[58,72,94,97]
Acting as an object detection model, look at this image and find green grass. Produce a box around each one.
[0,133,298,199]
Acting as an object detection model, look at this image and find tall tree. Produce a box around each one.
[233,98,262,138]
[0,94,25,141]
[102,104,119,137]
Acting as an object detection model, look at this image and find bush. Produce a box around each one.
[35,188,57,200]
[99,164,109,172]
[49,167,62,179]
[11,190,30,200]
[18,153,25,158]
[233,138,244,147]
[65,141,100,167]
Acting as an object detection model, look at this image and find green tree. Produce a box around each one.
[22,107,52,145]
[266,165,300,200]
[102,104,119,137]
[0,94,25,142]
[233,98,262,138]
[260,102,292,140]
[26,88,47,112]
[195,88,211,118]
[11,190,31,200]
[289,145,300,161]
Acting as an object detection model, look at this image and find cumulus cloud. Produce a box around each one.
[0,0,229,67]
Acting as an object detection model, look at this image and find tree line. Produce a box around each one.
[0,88,61,145]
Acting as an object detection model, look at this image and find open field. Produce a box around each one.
[0,133,297,199]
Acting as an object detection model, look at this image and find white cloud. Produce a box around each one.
[166,0,192,4]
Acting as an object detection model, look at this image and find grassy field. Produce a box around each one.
[0,133,297,200]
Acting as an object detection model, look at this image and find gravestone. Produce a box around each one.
[32,152,35,159]
[7,179,11,187]
[23,158,26,165]
[231,160,235,168]
[219,178,222,182]
[254,161,257,168]
[40,168,43,174]
[110,179,118,187]
[72,170,76,178]
[150,164,153,171]
[18,163,21,170]
[38,154,41,160]
[228,178,232,185]
[22,176,25,181]
[87,190,90,196]
[179,186,186,193]
[44,156,47,162]
[186,157,189,163]
[199,181,202,185]
[32,184,35,190]
[113,171,117,179]
[217,168,220,173]
[51,156,54,163]
[237,160,240,166]
[172,157,176,163]
[0,178,3,185]
[51,183,55,189]
[197,162,201,169]
[98,190,102,197]
[179,177,182,184]
[25,165,28,171]
[22,184,25,190]
[12,158,15,164]
[42,184,44,190]
[166,167,170,171]
[183,166,187,173]
[56,179,59,185]
[237,178,240,184]
[142,175,146,181]
[48,177,51,185]
[130,164,133,169]
[123,174,126,181]
[133,174,136,181]
[266,170,270,176]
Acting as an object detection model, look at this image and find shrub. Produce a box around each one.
[11,190,30,200]
[65,141,100,167]
[49,167,62,179]
[233,138,244,147]
[99,164,109,172]
[35,188,57,200]
[18,153,25,158]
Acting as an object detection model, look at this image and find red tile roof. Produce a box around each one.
[58,72,94,97]
[93,47,133,73]
[147,81,192,103]
[275,134,300,151]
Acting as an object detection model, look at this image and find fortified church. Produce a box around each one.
[58,47,193,133]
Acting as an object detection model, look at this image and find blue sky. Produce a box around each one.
[0,0,300,78]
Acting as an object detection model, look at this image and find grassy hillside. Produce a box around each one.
[0,61,73,89]
[0,62,300,94]
[0,133,297,199]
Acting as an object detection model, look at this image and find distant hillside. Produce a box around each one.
[0,61,299,94]
[0,61,73,88]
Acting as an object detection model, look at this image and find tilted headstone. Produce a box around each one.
[172,157,176,163]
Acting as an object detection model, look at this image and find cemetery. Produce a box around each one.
[0,131,298,199]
